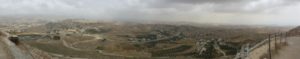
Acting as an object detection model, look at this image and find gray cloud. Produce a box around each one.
[142,0,300,13]
[0,0,300,25]
[0,0,298,15]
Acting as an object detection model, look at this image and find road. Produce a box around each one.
[273,37,300,59]
[71,34,102,46]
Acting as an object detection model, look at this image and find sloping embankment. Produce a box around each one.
[0,31,33,59]
[243,37,284,59]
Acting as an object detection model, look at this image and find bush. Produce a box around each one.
[96,46,104,50]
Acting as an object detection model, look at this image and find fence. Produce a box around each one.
[234,32,289,59]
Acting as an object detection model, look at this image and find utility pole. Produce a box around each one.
[279,33,282,46]
[274,33,277,49]
[268,34,272,59]
[285,32,288,44]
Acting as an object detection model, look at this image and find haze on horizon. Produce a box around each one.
[0,0,300,26]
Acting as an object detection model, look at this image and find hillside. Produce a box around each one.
[13,20,288,59]
[288,26,300,36]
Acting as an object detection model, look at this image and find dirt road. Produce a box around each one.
[273,37,300,59]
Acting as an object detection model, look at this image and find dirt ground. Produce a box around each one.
[273,37,300,59]
[0,39,12,59]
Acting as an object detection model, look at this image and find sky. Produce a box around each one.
[0,0,300,25]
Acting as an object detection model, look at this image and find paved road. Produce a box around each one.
[273,37,300,59]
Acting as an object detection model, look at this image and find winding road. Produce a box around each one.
[61,34,102,51]
[71,34,102,46]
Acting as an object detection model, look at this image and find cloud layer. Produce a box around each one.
[0,0,300,25]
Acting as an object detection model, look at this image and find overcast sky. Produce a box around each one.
[0,0,300,25]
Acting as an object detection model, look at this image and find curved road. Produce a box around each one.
[273,37,300,59]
